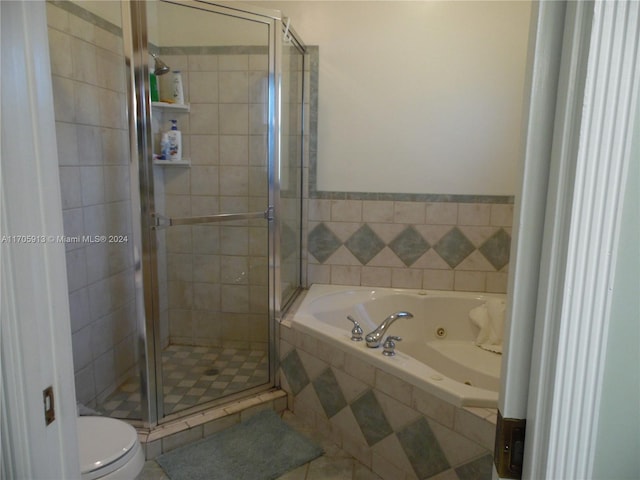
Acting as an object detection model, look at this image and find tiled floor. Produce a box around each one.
[137,410,383,480]
[98,345,269,419]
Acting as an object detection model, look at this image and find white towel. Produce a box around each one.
[469,298,505,354]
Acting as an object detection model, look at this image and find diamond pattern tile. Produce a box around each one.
[284,345,495,480]
[281,349,310,395]
[307,219,510,275]
[308,223,342,263]
[433,227,475,268]
[397,418,450,479]
[98,345,268,418]
[313,368,348,418]
[344,225,386,265]
[281,221,299,260]
[350,390,393,446]
[455,454,493,480]
[478,228,511,270]
[388,226,430,266]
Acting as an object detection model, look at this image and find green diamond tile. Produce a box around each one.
[397,418,450,478]
[433,227,475,268]
[350,390,393,446]
[308,223,342,263]
[388,226,430,266]
[455,454,493,480]
[281,222,299,260]
[313,368,348,418]
[479,228,511,270]
[280,349,310,395]
[345,224,386,265]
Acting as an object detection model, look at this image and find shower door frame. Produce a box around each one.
[123,0,304,427]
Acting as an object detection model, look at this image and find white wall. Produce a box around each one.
[258,1,531,195]
[154,2,269,47]
[133,0,532,195]
[72,1,270,46]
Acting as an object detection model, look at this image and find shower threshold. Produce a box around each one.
[139,389,287,453]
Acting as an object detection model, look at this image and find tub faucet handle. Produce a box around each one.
[382,336,402,356]
[346,315,364,342]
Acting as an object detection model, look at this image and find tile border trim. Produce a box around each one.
[158,45,269,55]
[48,0,122,36]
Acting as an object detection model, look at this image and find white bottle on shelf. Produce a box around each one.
[172,71,184,105]
[160,132,170,160]
[167,120,182,162]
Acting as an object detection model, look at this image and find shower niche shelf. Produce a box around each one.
[153,158,191,167]
[151,101,190,112]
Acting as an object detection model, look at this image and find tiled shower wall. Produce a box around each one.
[47,1,139,408]
[153,47,270,350]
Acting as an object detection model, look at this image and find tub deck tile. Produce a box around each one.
[375,369,413,406]
[374,390,421,433]
[333,367,369,404]
[284,285,501,479]
[411,387,456,430]
[427,417,487,468]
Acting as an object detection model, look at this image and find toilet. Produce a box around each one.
[77,416,144,480]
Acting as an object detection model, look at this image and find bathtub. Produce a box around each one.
[287,284,505,408]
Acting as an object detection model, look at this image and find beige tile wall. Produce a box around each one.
[47,2,138,409]
[154,49,270,349]
[279,324,496,479]
[306,198,513,294]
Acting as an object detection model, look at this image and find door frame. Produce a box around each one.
[500,0,640,477]
[1,1,80,478]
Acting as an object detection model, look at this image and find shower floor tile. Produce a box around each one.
[97,344,269,420]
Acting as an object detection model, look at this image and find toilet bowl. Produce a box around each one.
[77,416,144,480]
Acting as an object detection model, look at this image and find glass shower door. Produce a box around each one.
[145,0,273,419]
[279,31,305,308]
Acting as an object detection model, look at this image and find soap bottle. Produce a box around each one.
[167,120,182,162]
[160,132,170,160]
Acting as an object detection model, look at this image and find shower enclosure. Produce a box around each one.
[49,0,305,428]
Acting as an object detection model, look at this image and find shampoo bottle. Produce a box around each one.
[171,71,184,104]
[167,120,182,162]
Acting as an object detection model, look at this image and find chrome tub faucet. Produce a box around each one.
[365,311,413,348]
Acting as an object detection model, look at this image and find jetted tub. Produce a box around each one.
[288,284,505,408]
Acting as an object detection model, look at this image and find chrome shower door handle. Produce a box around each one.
[152,207,273,229]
